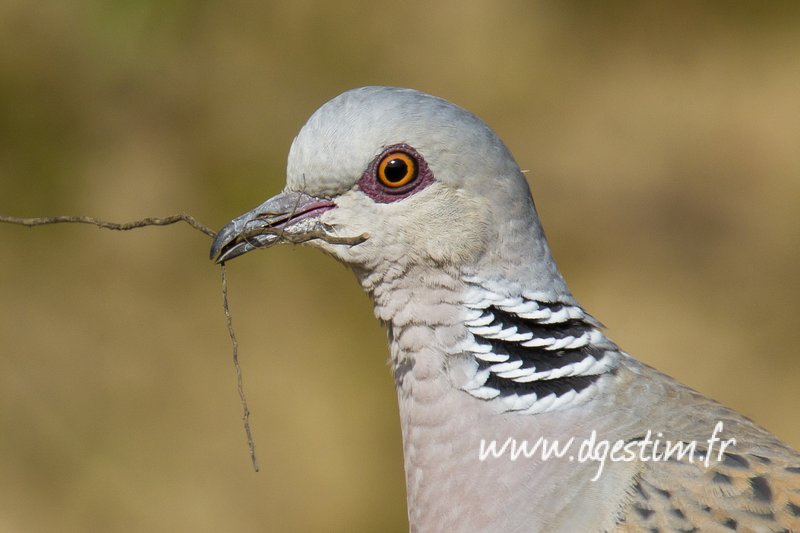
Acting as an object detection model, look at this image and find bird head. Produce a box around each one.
[210,86,568,297]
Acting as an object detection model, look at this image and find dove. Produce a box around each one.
[211,86,800,532]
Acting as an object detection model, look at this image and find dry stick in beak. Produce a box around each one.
[240,224,369,246]
[220,263,259,472]
[0,213,216,237]
[0,212,262,472]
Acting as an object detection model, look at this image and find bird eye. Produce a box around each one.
[377,152,418,188]
[358,144,432,203]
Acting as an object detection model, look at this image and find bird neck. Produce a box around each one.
[357,262,621,416]
[357,262,626,529]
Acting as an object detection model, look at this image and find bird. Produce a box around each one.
[209,87,800,532]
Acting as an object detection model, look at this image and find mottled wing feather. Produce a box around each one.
[614,417,800,532]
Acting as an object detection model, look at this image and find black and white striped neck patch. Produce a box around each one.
[460,294,618,414]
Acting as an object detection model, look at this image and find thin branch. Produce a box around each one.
[0,214,216,238]
[0,211,266,472]
[241,225,369,246]
[221,264,259,472]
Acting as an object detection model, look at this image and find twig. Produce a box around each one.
[0,212,263,472]
[221,264,259,472]
[241,225,369,246]
[0,214,216,238]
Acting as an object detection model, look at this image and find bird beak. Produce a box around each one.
[209,191,336,263]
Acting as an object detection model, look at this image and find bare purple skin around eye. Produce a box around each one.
[356,143,435,203]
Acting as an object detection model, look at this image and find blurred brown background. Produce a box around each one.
[1,1,799,531]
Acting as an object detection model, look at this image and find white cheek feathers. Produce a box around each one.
[397,183,490,266]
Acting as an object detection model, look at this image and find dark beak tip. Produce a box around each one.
[209,225,234,262]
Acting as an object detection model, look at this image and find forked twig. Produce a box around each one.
[0,212,261,471]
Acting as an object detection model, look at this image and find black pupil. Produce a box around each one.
[384,158,409,183]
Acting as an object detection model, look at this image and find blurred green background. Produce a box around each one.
[1,1,799,531]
